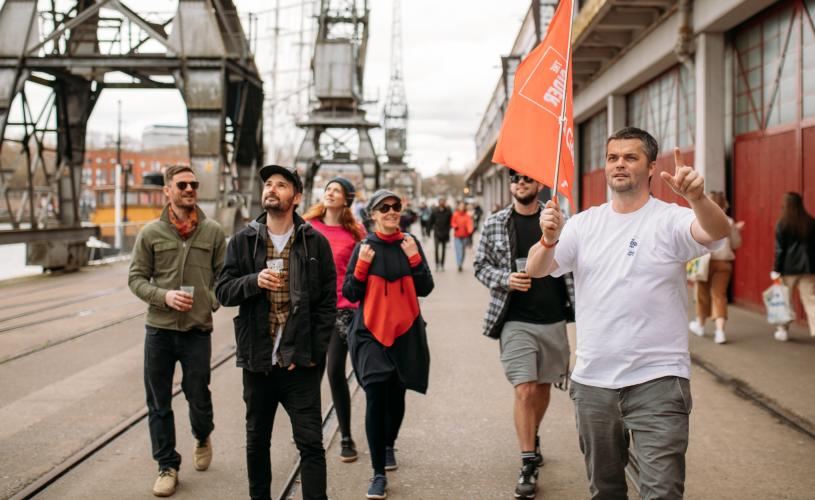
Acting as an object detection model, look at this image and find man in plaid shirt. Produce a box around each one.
[474,169,574,499]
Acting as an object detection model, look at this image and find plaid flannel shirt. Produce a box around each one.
[474,202,574,339]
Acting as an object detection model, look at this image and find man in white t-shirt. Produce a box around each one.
[526,127,730,499]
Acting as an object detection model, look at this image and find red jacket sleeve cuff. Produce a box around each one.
[354,259,371,280]
[408,253,423,268]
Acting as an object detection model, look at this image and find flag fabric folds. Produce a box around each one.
[492,0,575,207]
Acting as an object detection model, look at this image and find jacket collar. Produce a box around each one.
[160,204,207,224]
[248,211,311,240]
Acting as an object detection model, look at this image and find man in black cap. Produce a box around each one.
[215,164,337,500]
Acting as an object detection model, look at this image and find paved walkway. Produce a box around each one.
[20,237,815,499]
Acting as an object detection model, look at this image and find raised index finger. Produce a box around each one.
[673,147,683,171]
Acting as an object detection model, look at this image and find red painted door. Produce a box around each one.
[580,170,606,210]
[733,130,802,309]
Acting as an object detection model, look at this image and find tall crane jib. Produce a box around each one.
[0,0,264,271]
[295,0,379,206]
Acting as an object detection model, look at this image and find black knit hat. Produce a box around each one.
[327,177,356,207]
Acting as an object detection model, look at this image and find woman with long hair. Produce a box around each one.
[342,189,434,499]
[303,177,365,462]
[772,192,815,341]
[688,191,744,344]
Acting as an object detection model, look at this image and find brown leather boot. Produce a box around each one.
[152,468,178,497]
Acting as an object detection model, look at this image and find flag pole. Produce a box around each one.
[552,0,575,201]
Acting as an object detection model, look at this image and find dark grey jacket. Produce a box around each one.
[215,212,337,371]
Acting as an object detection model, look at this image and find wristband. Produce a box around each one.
[540,237,558,249]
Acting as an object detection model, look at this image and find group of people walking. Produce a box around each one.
[127,126,814,499]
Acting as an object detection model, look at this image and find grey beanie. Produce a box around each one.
[366,189,400,214]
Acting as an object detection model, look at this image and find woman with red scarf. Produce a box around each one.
[342,189,434,499]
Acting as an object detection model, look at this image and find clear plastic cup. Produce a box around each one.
[515,258,528,273]
[266,259,284,274]
[180,285,194,302]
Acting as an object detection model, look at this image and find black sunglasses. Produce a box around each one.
[510,174,535,184]
[176,181,199,191]
[375,202,402,214]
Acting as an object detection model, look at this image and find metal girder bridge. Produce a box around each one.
[0,0,263,270]
[295,0,379,205]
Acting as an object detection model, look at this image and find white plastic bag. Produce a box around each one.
[763,283,795,325]
[686,253,710,282]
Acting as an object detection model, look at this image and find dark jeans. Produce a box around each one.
[243,366,326,500]
[364,374,406,475]
[434,236,448,268]
[570,376,692,500]
[144,326,214,471]
[324,308,354,438]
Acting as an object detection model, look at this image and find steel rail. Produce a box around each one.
[8,345,238,500]
[0,286,127,320]
[0,299,141,334]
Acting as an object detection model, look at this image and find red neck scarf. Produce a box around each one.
[167,205,199,240]
[375,230,403,242]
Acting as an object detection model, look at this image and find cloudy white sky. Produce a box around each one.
[4,0,532,175]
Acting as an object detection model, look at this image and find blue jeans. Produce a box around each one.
[144,326,214,471]
[454,237,467,269]
[570,376,692,500]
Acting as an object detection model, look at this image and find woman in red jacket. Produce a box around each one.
[303,177,365,462]
[451,200,474,272]
[342,189,434,500]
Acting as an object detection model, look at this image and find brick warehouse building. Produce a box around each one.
[466,0,814,312]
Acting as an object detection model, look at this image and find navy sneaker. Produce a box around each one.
[366,474,388,499]
[385,446,398,471]
[514,461,538,498]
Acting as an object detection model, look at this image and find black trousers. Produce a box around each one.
[434,236,448,268]
[243,366,327,500]
[364,375,406,475]
[144,326,213,471]
[325,308,354,439]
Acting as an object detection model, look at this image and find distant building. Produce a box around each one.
[142,125,188,150]
[467,0,815,312]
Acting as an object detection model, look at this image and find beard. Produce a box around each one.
[263,195,292,213]
[513,191,538,206]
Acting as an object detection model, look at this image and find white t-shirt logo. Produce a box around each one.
[627,238,638,257]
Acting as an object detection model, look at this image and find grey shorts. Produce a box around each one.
[499,320,570,387]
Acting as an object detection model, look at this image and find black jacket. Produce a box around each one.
[343,232,434,393]
[774,219,815,275]
[429,206,452,241]
[215,212,337,372]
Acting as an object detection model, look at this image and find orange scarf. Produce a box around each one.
[167,205,199,240]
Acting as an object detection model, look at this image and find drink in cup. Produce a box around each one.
[266,259,284,275]
[515,258,528,273]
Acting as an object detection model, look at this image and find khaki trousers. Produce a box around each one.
[695,260,733,320]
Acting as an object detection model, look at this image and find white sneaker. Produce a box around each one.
[714,330,726,344]
[688,320,705,337]
[774,329,789,342]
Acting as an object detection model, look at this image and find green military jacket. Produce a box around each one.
[128,205,227,332]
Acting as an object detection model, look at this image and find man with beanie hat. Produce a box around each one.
[216,164,336,500]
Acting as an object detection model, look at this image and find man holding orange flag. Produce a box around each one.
[526,128,730,498]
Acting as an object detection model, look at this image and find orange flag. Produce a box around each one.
[492,0,575,207]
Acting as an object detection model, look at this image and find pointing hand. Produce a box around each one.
[660,148,704,202]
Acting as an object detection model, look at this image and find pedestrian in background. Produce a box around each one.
[342,189,434,500]
[303,177,366,463]
[128,165,226,497]
[451,200,474,272]
[527,128,729,499]
[688,191,745,344]
[215,164,336,500]
[419,202,433,240]
[429,197,452,271]
[771,192,815,341]
[474,169,574,499]
[399,197,418,233]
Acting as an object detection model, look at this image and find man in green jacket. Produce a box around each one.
[128,165,226,497]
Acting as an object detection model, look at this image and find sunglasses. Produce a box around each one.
[510,174,535,184]
[176,181,199,191]
[375,202,402,214]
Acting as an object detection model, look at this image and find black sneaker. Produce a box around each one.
[514,462,538,499]
[366,474,388,499]
[534,436,544,467]
[340,437,358,463]
[385,446,398,471]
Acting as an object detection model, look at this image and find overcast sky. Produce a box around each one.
[4,0,532,176]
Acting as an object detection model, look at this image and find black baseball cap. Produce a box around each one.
[258,164,303,193]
